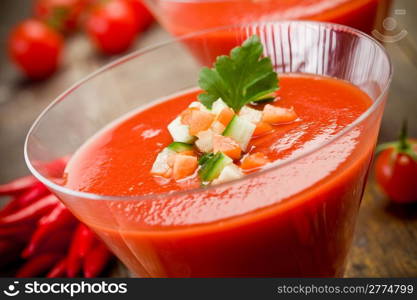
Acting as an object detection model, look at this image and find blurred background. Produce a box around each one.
[0,0,416,277]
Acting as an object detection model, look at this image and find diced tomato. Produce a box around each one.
[253,121,274,136]
[217,107,234,127]
[262,104,297,124]
[241,152,270,170]
[172,154,198,180]
[180,107,197,125]
[213,135,242,160]
[181,108,214,135]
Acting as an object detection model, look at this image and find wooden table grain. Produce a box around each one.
[0,0,416,277]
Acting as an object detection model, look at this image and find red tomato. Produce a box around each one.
[85,0,139,55]
[34,0,88,33]
[375,122,417,204]
[8,19,63,80]
[124,0,154,31]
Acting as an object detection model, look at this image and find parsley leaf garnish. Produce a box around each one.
[198,35,279,111]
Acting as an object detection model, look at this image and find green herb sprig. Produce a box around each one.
[198,35,279,112]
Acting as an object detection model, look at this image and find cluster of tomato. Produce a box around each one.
[8,0,154,80]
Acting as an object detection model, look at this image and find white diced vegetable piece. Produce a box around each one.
[223,116,256,151]
[212,164,243,185]
[195,130,213,153]
[211,99,229,115]
[239,106,262,124]
[167,116,195,143]
[188,101,210,112]
[151,148,174,175]
[211,121,226,135]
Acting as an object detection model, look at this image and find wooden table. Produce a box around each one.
[0,0,416,277]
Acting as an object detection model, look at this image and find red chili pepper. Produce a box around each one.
[66,224,85,277]
[0,171,116,278]
[83,242,112,278]
[47,257,67,278]
[0,224,34,243]
[23,203,76,257]
[77,224,96,258]
[23,228,73,258]
[14,182,50,208]
[0,196,22,217]
[16,253,63,277]
[0,183,50,218]
[0,175,38,196]
[0,224,30,237]
[0,194,59,226]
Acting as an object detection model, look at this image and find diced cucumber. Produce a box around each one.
[223,115,255,151]
[212,164,243,185]
[167,142,193,153]
[211,98,229,115]
[239,106,262,124]
[151,148,174,175]
[198,153,214,165]
[198,152,232,182]
[167,116,195,143]
[195,130,213,153]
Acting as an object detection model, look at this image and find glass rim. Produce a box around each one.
[24,20,393,202]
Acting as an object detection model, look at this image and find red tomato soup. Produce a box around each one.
[156,0,388,35]
[65,74,375,277]
[152,0,390,65]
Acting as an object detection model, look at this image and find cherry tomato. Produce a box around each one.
[34,0,88,33]
[85,0,139,55]
[124,0,154,31]
[375,121,417,204]
[8,19,63,80]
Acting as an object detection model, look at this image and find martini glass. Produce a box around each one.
[25,21,392,277]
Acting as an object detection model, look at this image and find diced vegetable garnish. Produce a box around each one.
[253,121,274,136]
[211,99,229,115]
[188,101,210,112]
[198,153,214,165]
[217,107,235,127]
[167,142,194,153]
[262,104,297,124]
[213,135,242,160]
[212,164,243,185]
[151,148,175,178]
[151,36,298,185]
[195,130,214,153]
[211,121,226,135]
[239,106,262,124]
[241,152,270,170]
[167,117,195,143]
[198,152,233,182]
[181,108,214,136]
[172,154,198,180]
[223,115,256,151]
